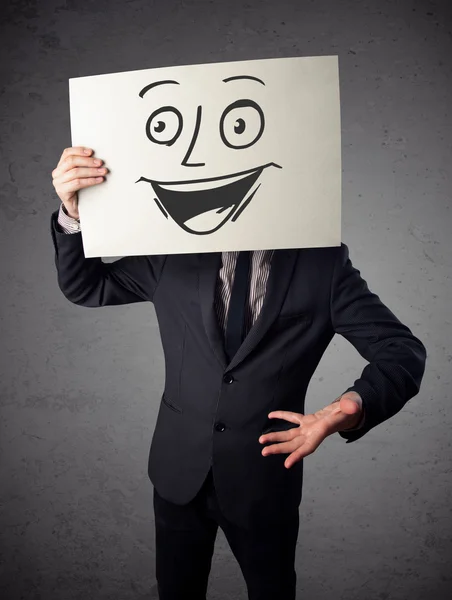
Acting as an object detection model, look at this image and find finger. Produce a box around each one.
[267,411,302,424]
[339,396,362,416]
[58,166,108,184]
[285,446,314,469]
[261,439,299,456]
[259,428,298,444]
[58,176,105,195]
[57,146,93,167]
[53,155,103,179]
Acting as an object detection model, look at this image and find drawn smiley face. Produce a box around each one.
[136,76,282,235]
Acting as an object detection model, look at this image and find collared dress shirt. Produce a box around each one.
[56,204,365,430]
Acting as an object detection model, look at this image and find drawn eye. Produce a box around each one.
[146,106,183,146]
[220,99,265,149]
[234,118,245,134]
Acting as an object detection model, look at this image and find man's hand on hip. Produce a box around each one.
[258,391,363,469]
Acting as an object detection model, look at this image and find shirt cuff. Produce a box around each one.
[57,203,81,234]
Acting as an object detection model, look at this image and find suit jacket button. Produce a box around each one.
[223,374,234,384]
[215,422,226,432]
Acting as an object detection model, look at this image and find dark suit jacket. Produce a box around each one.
[50,210,426,528]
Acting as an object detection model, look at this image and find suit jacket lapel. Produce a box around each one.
[198,249,298,372]
[226,249,298,371]
[198,252,228,369]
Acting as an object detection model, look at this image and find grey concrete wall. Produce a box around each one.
[1,0,451,598]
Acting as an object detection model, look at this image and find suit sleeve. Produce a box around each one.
[330,243,427,443]
[50,209,167,306]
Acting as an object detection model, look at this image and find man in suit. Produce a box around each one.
[51,146,426,600]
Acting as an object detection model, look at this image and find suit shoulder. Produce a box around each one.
[300,242,350,263]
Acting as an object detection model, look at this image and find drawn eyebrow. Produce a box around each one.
[222,75,265,86]
[139,80,180,98]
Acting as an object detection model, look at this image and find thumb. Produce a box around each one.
[339,392,362,416]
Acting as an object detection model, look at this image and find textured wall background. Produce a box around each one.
[1,0,451,598]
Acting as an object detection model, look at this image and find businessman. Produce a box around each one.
[51,146,426,600]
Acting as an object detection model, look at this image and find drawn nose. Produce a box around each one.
[181,106,206,167]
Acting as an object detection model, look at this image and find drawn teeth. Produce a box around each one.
[159,170,257,192]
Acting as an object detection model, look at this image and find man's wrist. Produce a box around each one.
[61,203,80,221]
[58,203,81,234]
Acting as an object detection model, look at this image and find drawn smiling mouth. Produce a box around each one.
[136,162,282,235]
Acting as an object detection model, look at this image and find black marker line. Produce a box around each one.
[231,184,261,222]
[181,105,205,167]
[219,99,265,150]
[135,162,282,186]
[223,75,265,86]
[139,80,180,97]
[154,197,168,218]
[145,105,183,146]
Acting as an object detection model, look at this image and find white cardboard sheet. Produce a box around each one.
[69,56,341,257]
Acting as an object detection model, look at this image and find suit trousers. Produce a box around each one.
[153,468,299,600]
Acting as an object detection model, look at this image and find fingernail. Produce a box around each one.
[94,159,101,166]
[84,149,92,154]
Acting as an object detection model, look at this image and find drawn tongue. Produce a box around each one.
[184,207,234,232]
